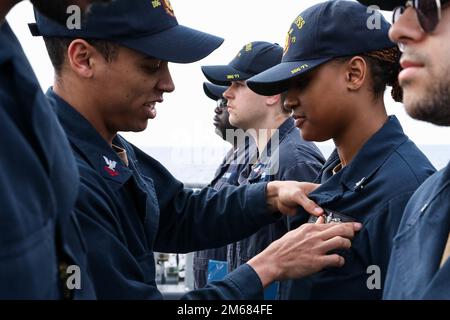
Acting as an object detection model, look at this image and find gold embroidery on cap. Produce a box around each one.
[284,15,304,56]
[294,15,305,29]
[151,0,161,8]
[284,29,293,55]
[227,74,241,80]
[291,64,309,74]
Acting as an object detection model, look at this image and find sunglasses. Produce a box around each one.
[393,0,450,33]
[216,98,228,109]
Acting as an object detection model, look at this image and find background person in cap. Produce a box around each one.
[33,0,361,299]
[193,82,256,289]
[203,82,235,146]
[247,0,435,299]
[203,41,325,299]
[203,82,257,192]
[0,0,111,299]
[358,0,450,300]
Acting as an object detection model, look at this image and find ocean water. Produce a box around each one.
[143,145,450,185]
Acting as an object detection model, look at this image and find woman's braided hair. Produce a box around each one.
[334,46,402,102]
[362,46,403,103]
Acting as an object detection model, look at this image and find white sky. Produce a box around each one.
[7,0,450,150]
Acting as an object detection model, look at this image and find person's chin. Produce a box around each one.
[402,87,427,118]
[131,121,149,133]
[300,132,317,142]
[228,118,240,130]
[214,127,224,138]
[400,75,427,100]
[300,127,328,142]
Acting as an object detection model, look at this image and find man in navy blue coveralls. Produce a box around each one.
[193,82,255,289]
[357,0,450,299]
[32,0,362,299]
[0,0,108,300]
[202,42,325,299]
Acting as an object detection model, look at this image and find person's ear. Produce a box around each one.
[265,94,282,106]
[344,56,367,91]
[67,39,97,78]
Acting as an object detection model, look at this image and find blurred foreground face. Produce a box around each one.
[389,6,450,126]
[30,0,111,24]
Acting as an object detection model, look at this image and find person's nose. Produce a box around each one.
[284,89,299,111]
[389,7,427,48]
[223,85,234,100]
[156,62,175,93]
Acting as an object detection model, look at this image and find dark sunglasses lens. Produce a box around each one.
[392,6,405,24]
[417,0,440,32]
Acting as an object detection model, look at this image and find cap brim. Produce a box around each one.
[357,0,403,11]
[247,57,332,96]
[203,82,228,101]
[120,25,224,64]
[201,65,254,86]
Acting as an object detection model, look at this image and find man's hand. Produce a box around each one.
[247,221,362,288]
[266,181,323,216]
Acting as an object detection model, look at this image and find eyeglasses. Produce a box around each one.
[393,0,450,33]
[217,98,228,109]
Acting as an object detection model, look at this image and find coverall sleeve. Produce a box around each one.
[181,264,264,300]
[74,163,270,299]
[132,147,279,253]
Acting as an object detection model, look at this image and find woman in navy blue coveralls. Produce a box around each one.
[247,0,436,299]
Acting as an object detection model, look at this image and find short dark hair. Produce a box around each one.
[43,37,119,74]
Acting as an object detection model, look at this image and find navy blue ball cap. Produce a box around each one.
[29,0,224,64]
[201,41,283,86]
[247,0,396,96]
[203,82,228,101]
[358,0,403,11]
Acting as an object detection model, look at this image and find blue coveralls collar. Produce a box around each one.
[274,117,295,145]
[46,88,133,187]
[324,116,408,194]
[246,117,295,182]
[257,117,295,160]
